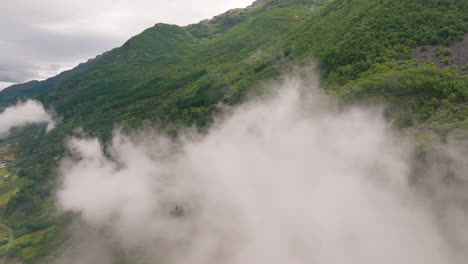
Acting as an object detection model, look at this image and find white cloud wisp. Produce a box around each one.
[0,100,56,137]
[56,76,468,264]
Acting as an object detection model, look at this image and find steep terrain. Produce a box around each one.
[0,59,97,111]
[413,34,468,75]
[0,0,466,263]
[0,1,328,262]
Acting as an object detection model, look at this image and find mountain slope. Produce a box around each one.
[0,58,97,110]
[0,1,328,262]
[252,0,468,130]
[2,0,324,131]
[0,0,466,263]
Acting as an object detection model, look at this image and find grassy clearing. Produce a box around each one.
[5,226,56,261]
[0,146,15,162]
[0,190,19,207]
[0,167,33,210]
[10,226,55,248]
[0,169,8,178]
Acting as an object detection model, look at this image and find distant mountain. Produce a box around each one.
[0,57,97,110]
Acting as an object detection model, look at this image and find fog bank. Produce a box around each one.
[56,76,468,264]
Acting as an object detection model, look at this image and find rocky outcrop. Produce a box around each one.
[451,34,468,74]
[412,34,468,75]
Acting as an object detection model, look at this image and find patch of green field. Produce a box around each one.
[0,176,32,201]
[3,260,22,264]
[0,169,8,178]
[0,189,19,207]
[11,227,54,248]
[0,145,16,162]
[0,146,16,212]
[0,171,34,212]
[4,226,56,261]
[0,230,9,240]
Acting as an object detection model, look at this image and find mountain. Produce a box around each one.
[0,0,466,263]
[2,0,326,131]
[0,58,97,111]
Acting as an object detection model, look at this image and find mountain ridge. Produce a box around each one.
[0,0,466,263]
[0,0,318,108]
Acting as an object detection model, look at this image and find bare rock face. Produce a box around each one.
[451,34,468,74]
[412,34,468,75]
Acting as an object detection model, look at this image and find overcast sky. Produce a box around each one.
[0,0,255,90]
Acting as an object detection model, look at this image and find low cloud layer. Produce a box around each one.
[0,100,56,137]
[56,76,468,263]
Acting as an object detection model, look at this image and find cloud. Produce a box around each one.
[0,100,56,137]
[0,21,121,84]
[0,0,255,85]
[56,73,468,263]
[0,82,15,91]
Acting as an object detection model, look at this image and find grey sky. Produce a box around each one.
[0,0,254,90]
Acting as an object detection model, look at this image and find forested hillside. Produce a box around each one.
[0,0,466,263]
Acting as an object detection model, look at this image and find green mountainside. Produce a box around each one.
[0,59,97,110]
[0,0,466,262]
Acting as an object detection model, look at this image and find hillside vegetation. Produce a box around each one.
[0,0,466,262]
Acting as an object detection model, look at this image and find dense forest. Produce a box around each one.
[0,0,466,263]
